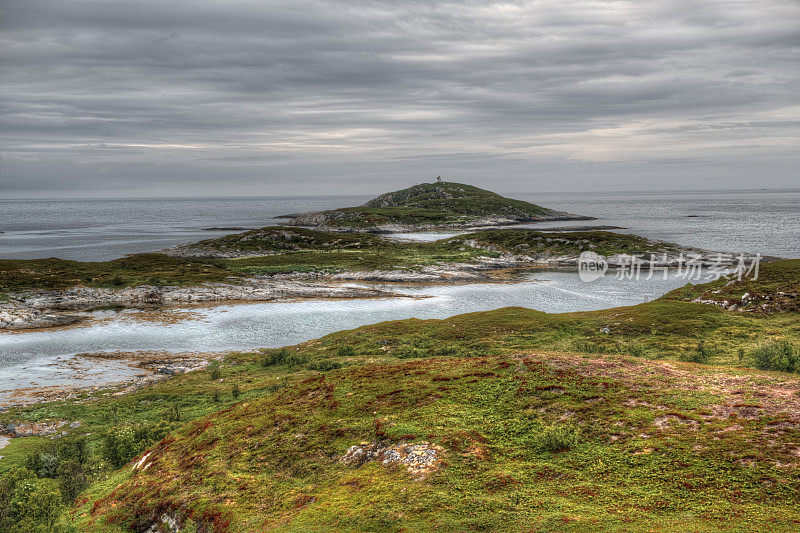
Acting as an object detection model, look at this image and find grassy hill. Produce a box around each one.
[282,182,591,231]
[3,261,800,531]
[666,258,800,313]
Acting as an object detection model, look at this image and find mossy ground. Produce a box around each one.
[448,230,680,257]
[3,261,800,531]
[30,345,800,531]
[0,227,692,296]
[0,232,488,293]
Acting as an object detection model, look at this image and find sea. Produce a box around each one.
[1,188,799,261]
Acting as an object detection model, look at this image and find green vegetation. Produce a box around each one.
[1,226,697,298]
[667,258,800,313]
[185,226,386,255]
[447,229,680,257]
[0,254,231,294]
[750,341,800,372]
[0,229,488,294]
[286,182,585,229]
[2,260,800,530]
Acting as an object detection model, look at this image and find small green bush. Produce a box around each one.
[24,453,59,479]
[57,458,87,503]
[9,477,62,528]
[395,345,424,359]
[232,383,240,400]
[337,346,356,357]
[262,348,290,367]
[101,422,170,468]
[432,345,465,357]
[308,359,342,371]
[165,402,182,422]
[534,425,581,452]
[285,352,309,368]
[679,341,713,363]
[751,341,799,372]
[208,363,221,380]
[573,341,609,354]
[627,343,647,357]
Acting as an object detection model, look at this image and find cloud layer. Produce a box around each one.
[1,0,799,196]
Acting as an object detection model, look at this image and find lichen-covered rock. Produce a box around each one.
[341,441,444,478]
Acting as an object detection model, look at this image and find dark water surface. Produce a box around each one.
[1,189,798,260]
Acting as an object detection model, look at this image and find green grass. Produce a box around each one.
[445,229,680,257]
[0,254,232,293]
[0,232,489,294]
[290,182,580,229]
[52,350,800,531]
[665,259,800,313]
[3,258,800,531]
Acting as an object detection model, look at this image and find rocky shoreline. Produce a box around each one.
[277,213,595,233]
[0,278,409,330]
[1,247,742,330]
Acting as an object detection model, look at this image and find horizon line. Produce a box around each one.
[3,185,799,202]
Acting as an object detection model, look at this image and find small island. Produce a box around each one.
[278,181,593,232]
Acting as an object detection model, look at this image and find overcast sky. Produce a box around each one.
[1,0,798,198]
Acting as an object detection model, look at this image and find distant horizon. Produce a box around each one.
[3,185,800,202]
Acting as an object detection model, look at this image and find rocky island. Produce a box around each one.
[277,181,594,232]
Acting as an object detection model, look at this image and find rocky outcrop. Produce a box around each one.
[1,420,79,438]
[17,280,404,311]
[0,305,86,330]
[0,279,408,329]
[341,441,444,479]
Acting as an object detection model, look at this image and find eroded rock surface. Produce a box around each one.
[341,441,444,478]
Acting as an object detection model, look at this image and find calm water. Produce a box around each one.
[0,270,693,397]
[1,189,799,260]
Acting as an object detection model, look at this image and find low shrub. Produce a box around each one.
[261,347,309,367]
[285,352,309,368]
[751,341,799,372]
[8,477,62,529]
[679,341,713,363]
[208,363,221,380]
[165,402,182,422]
[534,425,581,453]
[572,341,609,354]
[395,345,425,359]
[336,346,356,357]
[101,422,170,468]
[307,359,343,371]
[432,345,465,357]
[626,343,647,357]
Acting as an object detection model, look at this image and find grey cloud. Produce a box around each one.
[1,0,798,197]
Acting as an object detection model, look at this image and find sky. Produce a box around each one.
[1,0,799,198]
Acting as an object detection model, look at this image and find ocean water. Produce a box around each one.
[0,188,798,261]
[0,270,694,397]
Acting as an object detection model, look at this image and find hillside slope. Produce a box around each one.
[2,260,799,531]
[281,182,591,231]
